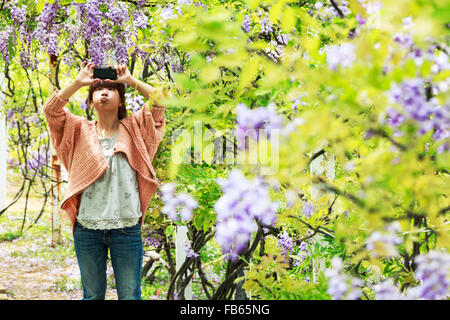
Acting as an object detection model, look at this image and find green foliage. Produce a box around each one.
[1,0,449,300]
[0,231,23,241]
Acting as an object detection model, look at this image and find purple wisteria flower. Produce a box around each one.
[277,33,291,45]
[366,222,402,258]
[125,93,145,112]
[136,0,148,7]
[313,1,352,21]
[325,42,356,70]
[115,38,129,65]
[107,3,129,25]
[278,230,294,259]
[385,107,406,127]
[303,201,315,218]
[33,2,60,56]
[178,0,193,6]
[384,78,450,152]
[430,51,450,74]
[324,256,362,300]
[394,33,413,48]
[25,150,50,172]
[235,102,284,149]
[80,100,88,111]
[85,0,102,39]
[373,279,406,300]
[259,16,273,35]
[0,26,12,63]
[242,14,251,33]
[331,0,351,17]
[159,4,178,23]
[132,9,149,29]
[437,141,449,153]
[7,158,20,169]
[160,183,198,222]
[144,229,162,248]
[389,79,430,121]
[10,4,27,23]
[294,241,309,267]
[408,250,450,300]
[374,250,450,300]
[184,240,199,259]
[284,189,298,208]
[214,169,279,260]
[355,14,366,26]
[266,40,285,62]
[277,230,310,266]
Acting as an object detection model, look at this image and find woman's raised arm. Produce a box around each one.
[58,61,99,101]
[105,64,167,106]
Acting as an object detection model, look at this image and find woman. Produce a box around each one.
[42,61,167,300]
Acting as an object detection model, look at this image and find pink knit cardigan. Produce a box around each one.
[42,89,166,235]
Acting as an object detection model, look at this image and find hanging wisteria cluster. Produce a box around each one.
[0,0,192,70]
[385,78,449,153]
[240,7,293,63]
[325,43,356,71]
[324,256,362,300]
[214,169,279,260]
[235,102,284,150]
[374,250,450,300]
[365,222,402,258]
[125,92,145,113]
[277,230,310,269]
[160,182,198,223]
[326,250,450,300]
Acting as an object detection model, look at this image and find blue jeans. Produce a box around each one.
[74,222,143,300]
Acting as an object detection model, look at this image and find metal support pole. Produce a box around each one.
[175,225,192,299]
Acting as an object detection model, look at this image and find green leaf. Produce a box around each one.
[281,6,297,34]
[432,1,450,23]
[7,38,15,61]
[165,224,175,238]
[173,219,185,226]
[404,59,416,78]
[173,73,197,91]
[36,0,46,13]
[245,0,260,10]
[432,70,450,83]
[198,65,221,83]
[238,56,259,91]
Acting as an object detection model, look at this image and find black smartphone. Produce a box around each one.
[93,67,117,80]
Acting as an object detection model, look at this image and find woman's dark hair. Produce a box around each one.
[87,80,128,120]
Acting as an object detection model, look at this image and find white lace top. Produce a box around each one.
[77,129,142,229]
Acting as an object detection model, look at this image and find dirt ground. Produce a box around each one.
[0,172,118,300]
[0,238,81,300]
[0,219,120,300]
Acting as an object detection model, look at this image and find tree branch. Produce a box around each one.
[329,0,344,18]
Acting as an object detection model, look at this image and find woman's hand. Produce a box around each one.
[74,61,100,87]
[105,63,135,87]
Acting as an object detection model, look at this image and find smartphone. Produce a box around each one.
[93,67,117,80]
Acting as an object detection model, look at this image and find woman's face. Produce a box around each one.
[91,86,121,113]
